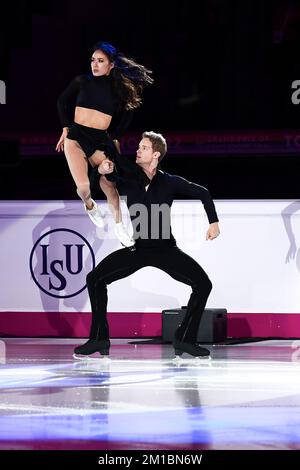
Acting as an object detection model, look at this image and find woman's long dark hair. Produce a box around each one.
[93,41,153,110]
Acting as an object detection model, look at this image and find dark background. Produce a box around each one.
[0,0,300,199]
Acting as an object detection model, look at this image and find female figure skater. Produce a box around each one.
[56,41,153,247]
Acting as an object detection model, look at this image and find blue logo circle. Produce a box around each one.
[29,228,96,298]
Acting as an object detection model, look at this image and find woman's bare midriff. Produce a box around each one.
[74,106,112,130]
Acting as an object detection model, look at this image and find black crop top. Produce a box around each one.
[57,74,133,140]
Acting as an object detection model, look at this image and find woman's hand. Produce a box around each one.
[55,127,69,152]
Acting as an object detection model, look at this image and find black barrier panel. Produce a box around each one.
[162,307,227,343]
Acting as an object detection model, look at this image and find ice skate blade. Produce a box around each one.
[173,355,211,365]
[73,353,111,362]
[121,243,136,252]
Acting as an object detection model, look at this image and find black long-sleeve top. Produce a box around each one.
[57,74,133,140]
[116,163,219,245]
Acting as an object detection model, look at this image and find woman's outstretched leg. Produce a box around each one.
[100,175,135,249]
[64,138,104,227]
[89,149,135,248]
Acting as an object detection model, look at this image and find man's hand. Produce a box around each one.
[98,159,114,175]
[206,222,220,240]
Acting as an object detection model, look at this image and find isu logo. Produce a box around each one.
[29,228,95,298]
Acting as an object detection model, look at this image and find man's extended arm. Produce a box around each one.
[173,175,220,240]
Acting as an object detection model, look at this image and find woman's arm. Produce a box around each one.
[57,75,82,128]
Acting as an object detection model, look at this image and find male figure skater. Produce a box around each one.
[74,131,220,358]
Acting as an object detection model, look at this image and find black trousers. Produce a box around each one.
[86,244,212,343]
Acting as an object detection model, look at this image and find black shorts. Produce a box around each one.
[67,122,149,187]
[67,122,117,160]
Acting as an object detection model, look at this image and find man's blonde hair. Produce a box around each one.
[142,131,167,162]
